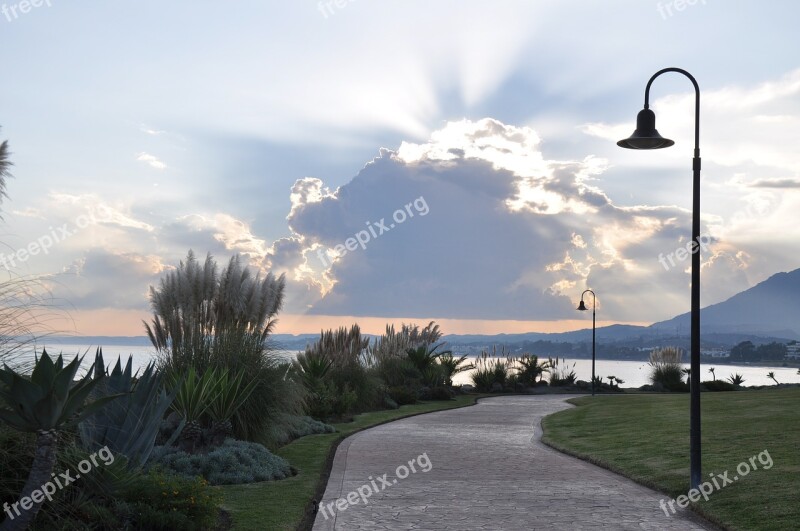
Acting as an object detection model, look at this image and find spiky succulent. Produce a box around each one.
[0,349,113,431]
[79,349,181,469]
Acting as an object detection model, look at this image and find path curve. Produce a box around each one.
[313,395,715,530]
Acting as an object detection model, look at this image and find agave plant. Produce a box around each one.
[207,369,258,444]
[168,367,221,450]
[0,350,115,530]
[728,373,746,386]
[79,349,181,469]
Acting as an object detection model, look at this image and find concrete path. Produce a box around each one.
[313,395,716,530]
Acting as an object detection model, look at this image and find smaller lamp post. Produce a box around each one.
[577,289,596,396]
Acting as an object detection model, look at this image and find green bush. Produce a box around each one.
[648,347,688,392]
[0,431,220,531]
[146,251,305,443]
[428,387,454,401]
[702,380,737,392]
[548,357,577,387]
[650,365,687,391]
[375,356,422,389]
[261,415,335,449]
[148,439,292,485]
[113,470,219,531]
[388,386,418,405]
[0,425,34,513]
[471,367,495,392]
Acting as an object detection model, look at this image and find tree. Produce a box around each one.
[756,342,787,361]
[767,371,779,386]
[708,367,716,381]
[730,341,756,362]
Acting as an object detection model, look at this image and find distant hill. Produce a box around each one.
[444,268,800,347]
[651,268,800,339]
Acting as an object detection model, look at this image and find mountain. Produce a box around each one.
[651,268,800,338]
[444,268,800,347]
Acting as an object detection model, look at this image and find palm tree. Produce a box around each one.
[437,352,473,387]
[516,354,551,386]
[708,367,716,381]
[0,127,11,209]
[767,371,779,386]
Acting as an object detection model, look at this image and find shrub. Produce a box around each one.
[388,386,418,405]
[428,387,454,401]
[516,354,550,386]
[548,357,577,387]
[702,380,737,392]
[145,251,305,443]
[113,470,219,531]
[0,426,34,514]
[648,347,688,392]
[260,414,335,449]
[375,356,422,389]
[470,348,513,391]
[0,434,220,531]
[149,439,292,485]
[470,367,495,392]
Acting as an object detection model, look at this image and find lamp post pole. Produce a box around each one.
[577,290,596,397]
[617,67,702,490]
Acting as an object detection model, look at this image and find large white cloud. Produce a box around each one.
[277,118,762,322]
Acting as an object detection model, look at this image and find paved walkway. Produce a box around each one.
[313,395,716,530]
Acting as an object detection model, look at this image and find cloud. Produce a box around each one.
[45,249,167,311]
[136,152,166,170]
[582,68,800,174]
[749,177,800,188]
[278,118,752,322]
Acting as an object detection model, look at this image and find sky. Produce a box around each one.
[1,0,799,337]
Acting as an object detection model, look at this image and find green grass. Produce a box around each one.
[218,395,485,530]
[541,388,800,530]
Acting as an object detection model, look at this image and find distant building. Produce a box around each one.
[701,348,730,358]
[786,343,800,360]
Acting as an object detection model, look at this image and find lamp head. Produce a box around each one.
[577,300,588,311]
[617,108,674,150]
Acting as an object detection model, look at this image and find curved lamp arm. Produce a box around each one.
[643,67,700,153]
[580,289,596,310]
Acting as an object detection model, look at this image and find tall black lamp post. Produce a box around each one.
[577,289,596,396]
[617,67,702,490]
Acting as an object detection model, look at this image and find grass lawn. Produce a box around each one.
[218,394,485,530]
[541,388,800,530]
